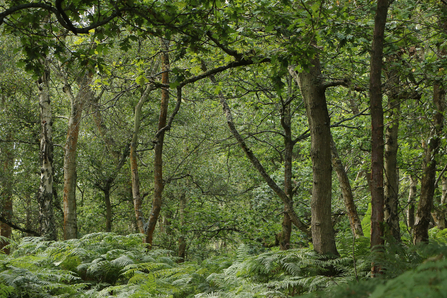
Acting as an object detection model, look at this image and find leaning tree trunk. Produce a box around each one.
[146,38,170,246]
[37,61,57,240]
[62,73,93,240]
[369,0,389,276]
[0,132,13,254]
[384,68,401,243]
[290,58,338,256]
[204,60,311,238]
[330,135,364,238]
[414,83,445,244]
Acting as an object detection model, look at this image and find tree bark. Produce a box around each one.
[37,61,57,240]
[289,59,338,256]
[146,38,170,246]
[414,83,445,243]
[369,0,389,276]
[384,71,401,243]
[130,85,154,235]
[279,96,294,250]
[178,193,187,262]
[433,176,447,229]
[0,132,13,254]
[330,135,364,238]
[62,73,93,240]
[104,184,112,232]
[407,175,417,234]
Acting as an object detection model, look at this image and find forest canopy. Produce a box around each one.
[1,0,447,297]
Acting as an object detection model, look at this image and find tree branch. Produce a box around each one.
[0,3,123,34]
[0,216,40,236]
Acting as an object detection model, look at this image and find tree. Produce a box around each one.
[145,38,171,246]
[413,2,447,244]
[289,58,338,256]
[330,135,364,238]
[0,123,13,254]
[369,0,389,275]
[37,58,57,240]
[413,77,445,244]
[61,71,94,239]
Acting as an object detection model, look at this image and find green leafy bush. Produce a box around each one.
[1,233,446,297]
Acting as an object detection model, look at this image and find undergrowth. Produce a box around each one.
[0,231,446,297]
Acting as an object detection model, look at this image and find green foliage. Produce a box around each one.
[2,233,447,297]
[429,227,447,243]
[196,244,358,297]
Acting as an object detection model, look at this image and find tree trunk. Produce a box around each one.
[37,61,57,240]
[330,135,364,238]
[178,193,187,262]
[407,175,417,234]
[0,133,13,254]
[369,0,389,276]
[290,58,338,256]
[433,176,447,229]
[146,38,170,246]
[130,85,153,235]
[63,74,92,240]
[279,97,293,250]
[384,75,401,243]
[414,83,445,244]
[104,184,112,232]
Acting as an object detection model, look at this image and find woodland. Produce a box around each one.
[1,0,447,297]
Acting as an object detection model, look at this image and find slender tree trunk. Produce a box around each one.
[384,74,401,243]
[104,184,112,232]
[130,86,153,235]
[0,133,13,254]
[407,175,417,234]
[279,98,293,250]
[37,61,57,240]
[290,58,338,256]
[146,38,170,246]
[433,176,447,229]
[25,192,33,236]
[63,74,92,240]
[369,0,389,276]
[414,83,445,243]
[178,193,187,262]
[130,144,145,234]
[330,135,364,238]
